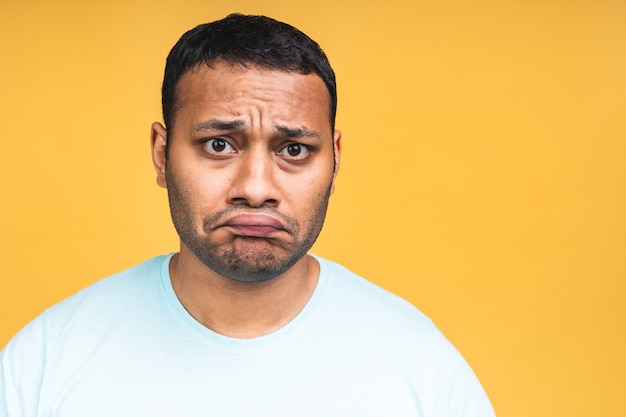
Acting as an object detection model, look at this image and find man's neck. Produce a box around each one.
[168,249,319,339]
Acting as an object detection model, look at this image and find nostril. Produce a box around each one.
[230,197,249,205]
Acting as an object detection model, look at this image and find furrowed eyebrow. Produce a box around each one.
[192,119,247,133]
[191,119,322,139]
[275,125,321,139]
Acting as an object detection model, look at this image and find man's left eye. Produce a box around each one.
[279,143,310,160]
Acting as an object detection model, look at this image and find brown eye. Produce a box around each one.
[212,139,226,152]
[278,143,311,161]
[287,144,302,156]
[204,138,234,155]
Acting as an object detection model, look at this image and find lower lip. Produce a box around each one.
[227,225,282,237]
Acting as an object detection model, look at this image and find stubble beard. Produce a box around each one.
[165,172,332,283]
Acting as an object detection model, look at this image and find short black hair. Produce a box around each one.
[161,13,337,133]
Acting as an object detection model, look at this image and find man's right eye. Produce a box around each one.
[204,138,235,154]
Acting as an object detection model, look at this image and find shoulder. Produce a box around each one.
[313,257,496,416]
[0,255,171,416]
[317,256,434,326]
[314,256,446,354]
[2,255,169,352]
[45,255,166,318]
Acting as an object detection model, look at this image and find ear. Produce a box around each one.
[330,129,342,195]
[150,122,168,188]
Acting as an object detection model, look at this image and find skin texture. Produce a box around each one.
[151,62,341,337]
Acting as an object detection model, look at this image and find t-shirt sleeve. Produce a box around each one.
[0,319,46,417]
[431,330,497,417]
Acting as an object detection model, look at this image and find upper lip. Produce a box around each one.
[220,213,286,231]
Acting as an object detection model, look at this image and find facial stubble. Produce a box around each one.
[165,167,333,283]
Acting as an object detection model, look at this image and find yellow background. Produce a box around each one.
[1,0,625,415]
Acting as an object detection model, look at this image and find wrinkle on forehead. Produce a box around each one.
[171,63,332,133]
[190,117,323,142]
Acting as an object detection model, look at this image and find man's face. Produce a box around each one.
[151,62,341,282]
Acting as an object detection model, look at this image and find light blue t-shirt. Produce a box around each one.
[0,255,495,416]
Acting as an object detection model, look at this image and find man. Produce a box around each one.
[0,14,495,416]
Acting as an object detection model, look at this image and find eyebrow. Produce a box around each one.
[275,125,322,139]
[192,119,247,133]
[191,118,322,139]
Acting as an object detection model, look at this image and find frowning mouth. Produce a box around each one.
[219,213,287,237]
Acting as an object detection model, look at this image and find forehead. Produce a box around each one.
[172,63,331,129]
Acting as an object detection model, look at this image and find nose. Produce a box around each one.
[227,148,280,208]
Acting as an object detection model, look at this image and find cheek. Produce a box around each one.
[290,175,333,215]
[172,164,227,203]
[183,183,225,217]
[167,169,214,218]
